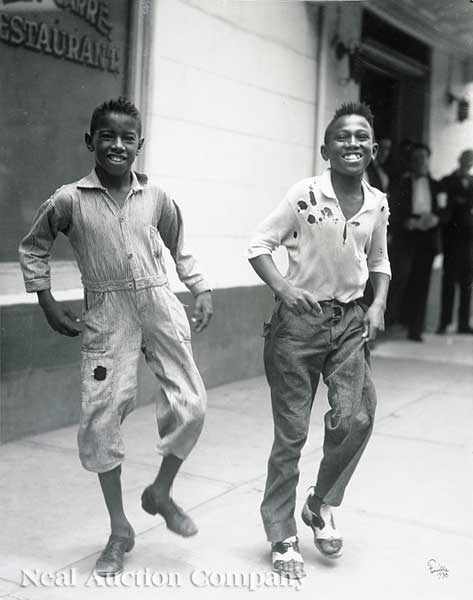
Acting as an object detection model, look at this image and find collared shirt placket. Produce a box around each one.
[116,192,138,289]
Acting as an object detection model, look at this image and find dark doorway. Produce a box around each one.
[360,68,400,143]
[360,9,431,157]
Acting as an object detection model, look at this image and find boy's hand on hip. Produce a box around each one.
[280,285,321,315]
[362,303,385,344]
[39,295,82,337]
[192,291,213,333]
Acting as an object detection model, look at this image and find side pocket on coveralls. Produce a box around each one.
[165,289,192,342]
[81,291,108,352]
[81,351,113,405]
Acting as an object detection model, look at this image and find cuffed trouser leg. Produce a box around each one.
[260,330,320,542]
[78,285,206,472]
[140,285,207,461]
[78,290,142,473]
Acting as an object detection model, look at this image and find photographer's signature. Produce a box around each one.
[427,559,449,579]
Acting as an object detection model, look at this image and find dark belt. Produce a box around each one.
[273,297,363,308]
[318,298,363,308]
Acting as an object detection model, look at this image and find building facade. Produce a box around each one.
[1,0,472,443]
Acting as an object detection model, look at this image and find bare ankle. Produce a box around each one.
[149,484,171,502]
[110,518,133,537]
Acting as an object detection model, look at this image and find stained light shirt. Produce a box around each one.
[19,170,210,295]
[248,169,391,303]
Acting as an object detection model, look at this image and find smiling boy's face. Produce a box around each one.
[321,114,377,177]
[85,111,144,177]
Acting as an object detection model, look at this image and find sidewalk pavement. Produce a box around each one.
[0,333,472,600]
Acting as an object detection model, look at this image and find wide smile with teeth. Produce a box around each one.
[342,153,363,162]
[108,155,126,163]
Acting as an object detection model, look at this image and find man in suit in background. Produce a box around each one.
[437,149,473,334]
[387,143,446,341]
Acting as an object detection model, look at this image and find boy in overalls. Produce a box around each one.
[19,98,213,576]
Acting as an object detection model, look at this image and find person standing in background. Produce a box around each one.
[387,143,446,341]
[437,149,473,334]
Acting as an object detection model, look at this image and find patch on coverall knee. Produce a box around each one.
[94,366,107,381]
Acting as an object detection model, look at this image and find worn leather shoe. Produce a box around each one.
[271,536,306,580]
[141,486,198,537]
[95,529,135,577]
[302,493,343,559]
[407,332,423,342]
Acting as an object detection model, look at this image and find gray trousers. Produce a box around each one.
[261,299,377,542]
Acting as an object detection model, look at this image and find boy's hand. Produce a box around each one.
[362,302,385,344]
[38,291,82,337]
[280,285,321,315]
[192,291,213,333]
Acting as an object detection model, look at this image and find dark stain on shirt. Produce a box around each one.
[307,214,316,224]
[293,231,298,238]
[322,207,333,218]
[351,221,360,226]
[297,200,308,211]
[309,190,317,206]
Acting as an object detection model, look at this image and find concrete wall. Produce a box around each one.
[1,0,325,444]
[4,1,468,444]
[0,285,272,444]
[314,2,362,174]
[429,49,473,179]
[143,0,320,290]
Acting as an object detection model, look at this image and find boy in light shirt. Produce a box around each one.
[248,102,390,579]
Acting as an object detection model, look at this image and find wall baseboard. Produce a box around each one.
[0,285,273,445]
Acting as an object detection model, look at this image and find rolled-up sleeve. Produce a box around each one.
[157,191,211,296]
[367,198,391,277]
[247,198,296,259]
[18,190,73,292]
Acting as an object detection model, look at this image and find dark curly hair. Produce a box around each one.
[324,101,375,144]
[89,97,141,135]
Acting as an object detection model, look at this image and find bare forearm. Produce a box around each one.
[249,255,321,314]
[249,255,289,296]
[369,272,390,310]
[37,289,55,307]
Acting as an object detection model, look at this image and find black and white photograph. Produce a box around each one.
[0,0,472,598]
